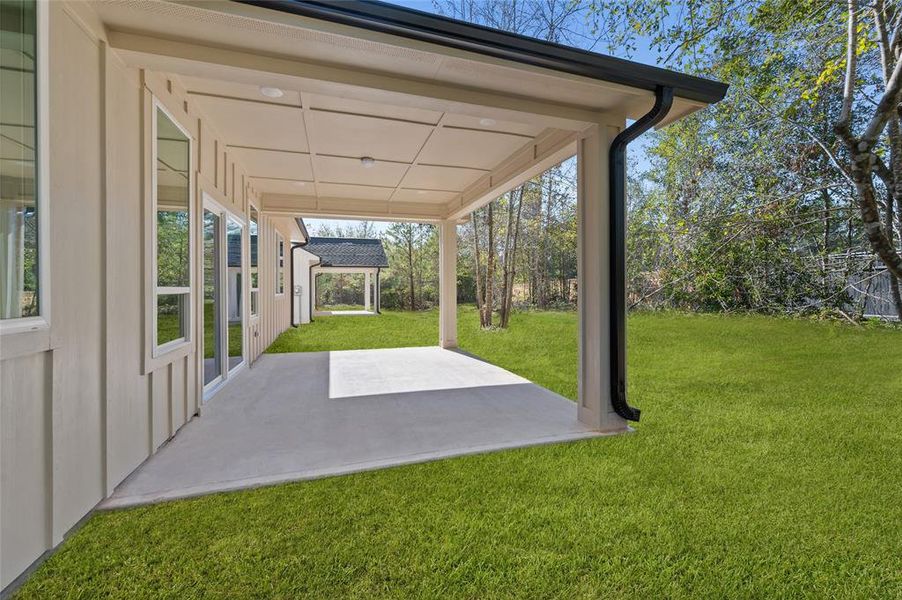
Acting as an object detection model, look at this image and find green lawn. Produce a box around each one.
[15,309,902,598]
[158,302,242,359]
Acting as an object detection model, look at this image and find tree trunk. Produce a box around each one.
[483,203,495,328]
[407,231,415,310]
[501,187,524,328]
[885,117,902,319]
[887,188,902,319]
[473,210,484,315]
[498,191,516,327]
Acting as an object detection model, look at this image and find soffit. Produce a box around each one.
[92,0,707,121]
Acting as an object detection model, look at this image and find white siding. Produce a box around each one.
[0,2,299,589]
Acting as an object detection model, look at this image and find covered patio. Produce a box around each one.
[97,0,726,436]
[103,346,601,508]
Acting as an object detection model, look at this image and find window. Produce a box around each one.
[250,206,259,316]
[154,104,191,351]
[1,0,39,321]
[276,234,285,295]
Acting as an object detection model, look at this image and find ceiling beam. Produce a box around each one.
[444,129,579,220]
[261,193,448,222]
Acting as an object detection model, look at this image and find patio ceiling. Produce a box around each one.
[178,74,554,211]
[93,0,722,221]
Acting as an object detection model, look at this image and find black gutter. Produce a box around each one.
[234,0,728,105]
[609,85,674,422]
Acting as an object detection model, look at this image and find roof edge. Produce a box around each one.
[235,0,728,105]
[295,217,309,243]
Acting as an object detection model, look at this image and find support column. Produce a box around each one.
[364,271,371,312]
[577,124,628,433]
[439,219,458,349]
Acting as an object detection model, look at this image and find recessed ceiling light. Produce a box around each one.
[479,118,496,127]
[360,156,376,168]
[259,86,284,98]
[294,181,307,187]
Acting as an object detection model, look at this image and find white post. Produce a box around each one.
[577,123,628,433]
[364,271,371,312]
[439,219,458,349]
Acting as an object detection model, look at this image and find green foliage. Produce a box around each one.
[381,222,438,310]
[16,311,902,598]
[157,210,190,287]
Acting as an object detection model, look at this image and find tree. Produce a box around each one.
[383,223,435,310]
[833,0,902,317]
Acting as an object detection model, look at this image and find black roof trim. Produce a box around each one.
[235,0,727,105]
[295,217,309,243]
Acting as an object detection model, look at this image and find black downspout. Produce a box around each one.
[609,85,674,422]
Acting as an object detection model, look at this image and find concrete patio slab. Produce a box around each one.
[103,347,602,509]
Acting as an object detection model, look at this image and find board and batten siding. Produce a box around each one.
[0,2,298,589]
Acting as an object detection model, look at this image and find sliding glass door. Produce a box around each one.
[202,193,245,399]
[203,208,223,388]
[226,216,243,373]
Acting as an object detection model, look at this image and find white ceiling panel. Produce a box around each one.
[194,96,307,151]
[401,164,486,192]
[249,178,314,195]
[313,155,408,188]
[232,148,313,180]
[316,183,393,201]
[306,110,433,162]
[393,189,458,204]
[417,128,531,169]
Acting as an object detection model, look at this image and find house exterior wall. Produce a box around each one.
[293,247,319,326]
[0,2,297,589]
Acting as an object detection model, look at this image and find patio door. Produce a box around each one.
[202,206,224,391]
[202,192,246,400]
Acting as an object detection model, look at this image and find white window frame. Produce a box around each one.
[0,0,51,342]
[249,202,260,318]
[276,233,285,296]
[149,98,195,359]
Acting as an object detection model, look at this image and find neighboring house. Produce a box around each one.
[298,235,390,319]
[0,0,726,590]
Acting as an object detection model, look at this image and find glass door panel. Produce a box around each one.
[203,209,223,387]
[226,216,244,372]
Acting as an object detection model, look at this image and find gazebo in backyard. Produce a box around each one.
[302,237,389,316]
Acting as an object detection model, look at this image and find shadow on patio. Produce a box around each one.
[103,347,601,508]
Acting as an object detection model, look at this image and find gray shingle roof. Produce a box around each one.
[227,233,257,268]
[304,237,388,268]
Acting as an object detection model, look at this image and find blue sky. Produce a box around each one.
[308,0,662,235]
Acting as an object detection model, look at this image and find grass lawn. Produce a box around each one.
[15,308,902,598]
[158,302,243,359]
